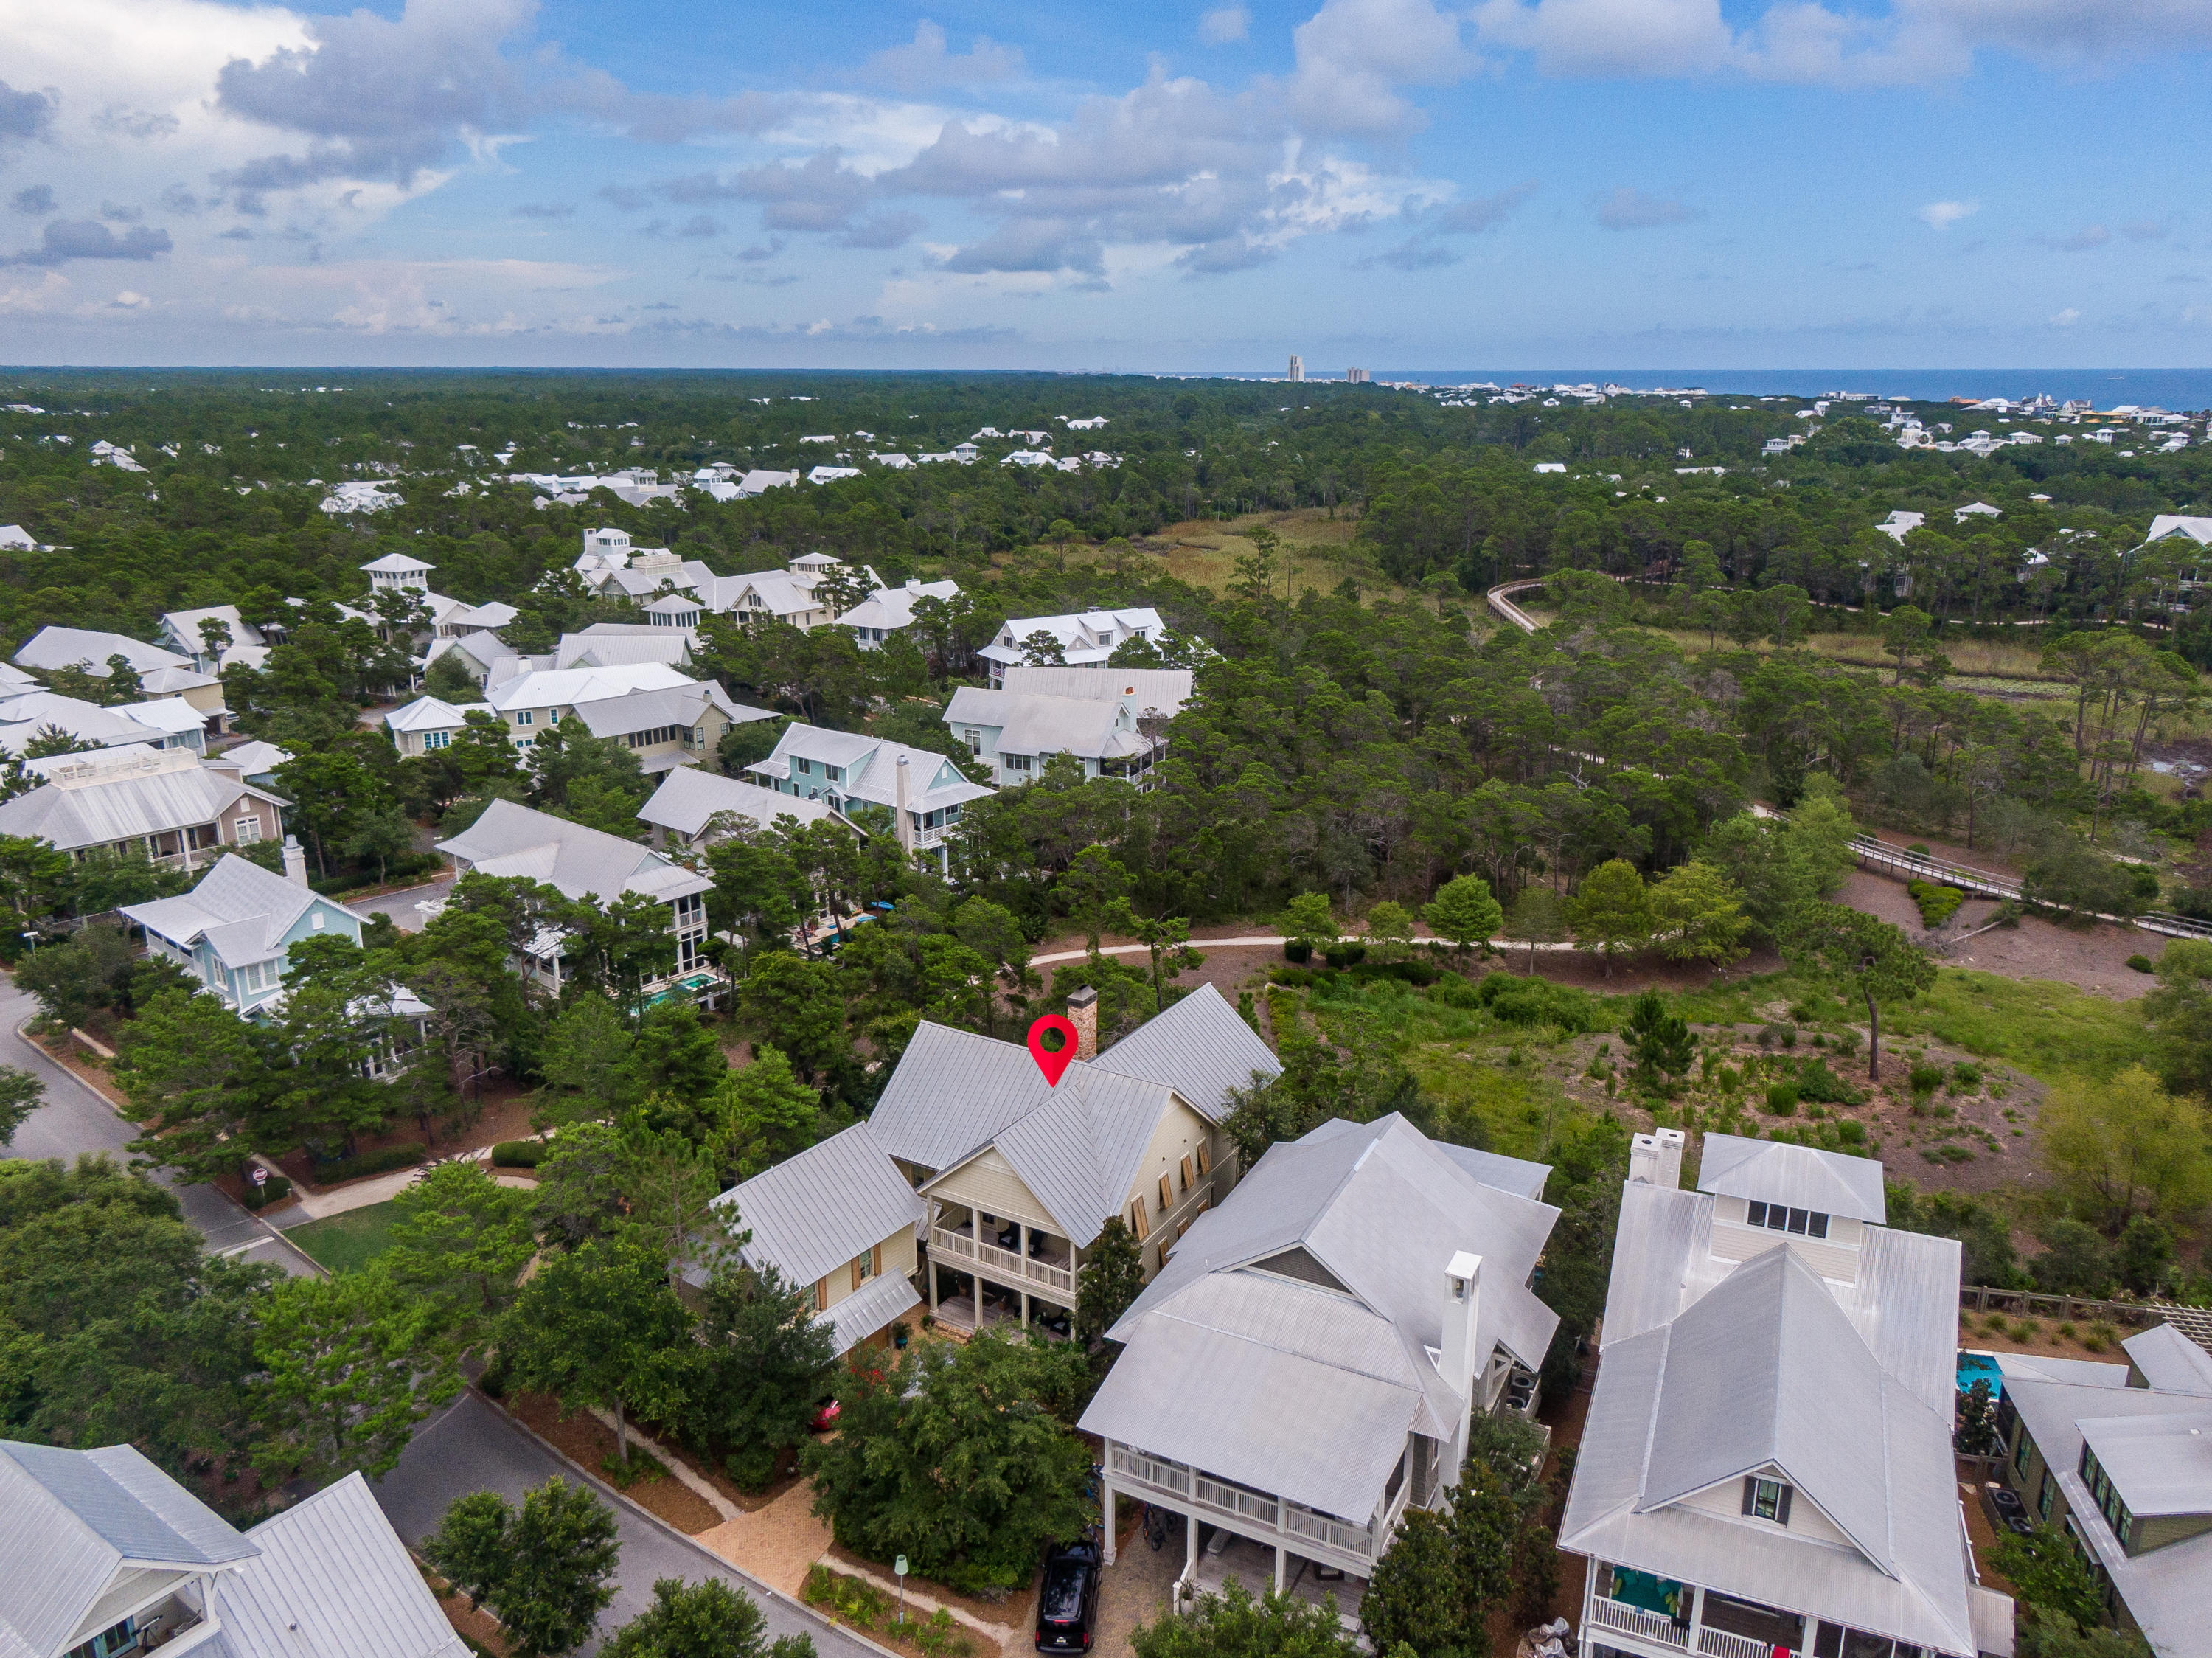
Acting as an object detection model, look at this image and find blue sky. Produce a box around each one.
[1,0,2208,369]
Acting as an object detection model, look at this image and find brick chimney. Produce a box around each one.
[281,834,309,889]
[1065,985,1099,1061]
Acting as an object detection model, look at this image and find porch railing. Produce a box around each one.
[930,1225,1076,1294]
[1107,1444,1381,1567]
[1699,1628,1789,1658]
[1588,1600,1688,1651]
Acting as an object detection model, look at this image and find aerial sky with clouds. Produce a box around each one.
[1,0,2208,370]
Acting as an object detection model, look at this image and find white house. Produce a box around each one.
[122,848,367,1013]
[1877,510,1926,544]
[689,1123,927,1356]
[975,607,1166,685]
[943,670,1189,787]
[157,604,266,672]
[479,662,698,743]
[743,723,992,870]
[1558,1131,2011,1658]
[1954,502,2003,523]
[433,798,719,1000]
[383,694,495,755]
[0,1439,465,1658]
[832,577,961,648]
[1081,1111,1559,1595]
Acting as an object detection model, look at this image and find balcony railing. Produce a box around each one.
[1698,1629,1790,1658]
[1589,1600,1689,1651]
[1105,1443,1385,1567]
[931,1225,1076,1294]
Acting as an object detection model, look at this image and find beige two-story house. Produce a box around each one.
[866,985,1280,1337]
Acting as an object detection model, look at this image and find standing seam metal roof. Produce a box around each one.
[709,1123,925,1289]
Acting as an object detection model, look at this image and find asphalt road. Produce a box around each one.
[376,1393,880,1658]
[349,875,454,934]
[0,974,317,1276]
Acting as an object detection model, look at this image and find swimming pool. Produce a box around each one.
[1958,1350,2003,1397]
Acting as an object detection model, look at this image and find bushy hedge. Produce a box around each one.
[309,1143,425,1184]
[240,1172,293,1209]
[1908,881,1965,929]
[490,1140,544,1168]
[1473,972,1599,1033]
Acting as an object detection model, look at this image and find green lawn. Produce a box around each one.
[286,1201,402,1274]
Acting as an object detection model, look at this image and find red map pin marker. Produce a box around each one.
[1026,1014,1079,1087]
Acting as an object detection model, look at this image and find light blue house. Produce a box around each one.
[121,844,369,1013]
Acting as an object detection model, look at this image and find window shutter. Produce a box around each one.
[1742,1477,1757,1516]
[1158,1173,1172,1213]
[872,1244,883,1276]
[1129,1199,1151,1241]
[850,1258,861,1292]
[1776,1485,1793,1527]
[1195,1142,1211,1177]
[1179,1155,1194,1192]
[815,1278,827,1312]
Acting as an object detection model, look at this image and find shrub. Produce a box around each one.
[1427,972,1482,1007]
[1908,880,1966,929]
[1757,1022,1798,1047]
[1834,1118,1867,1146]
[1268,965,1314,987]
[240,1173,293,1210]
[1832,1027,1862,1055]
[1282,941,1312,965]
[1321,943,1368,969]
[726,1442,779,1492]
[1473,972,1599,1033]
[1951,1062,1982,1089]
[308,1143,425,1184]
[491,1140,544,1168]
[2126,954,2154,974]
[1908,1063,1946,1095]
[1764,1083,1799,1117]
[1793,1058,1863,1106]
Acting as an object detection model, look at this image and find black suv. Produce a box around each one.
[1035,1539,1102,1651]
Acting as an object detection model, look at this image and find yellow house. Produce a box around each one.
[690,1123,926,1356]
[867,985,1281,1338]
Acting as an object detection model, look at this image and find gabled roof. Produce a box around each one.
[383,695,491,733]
[213,1471,466,1658]
[869,1021,1057,1171]
[122,856,353,969]
[205,740,291,780]
[745,723,993,816]
[0,1440,257,1658]
[14,626,191,676]
[2144,514,2212,547]
[437,798,709,906]
[1697,1132,1887,1222]
[553,626,694,670]
[481,662,694,712]
[709,1123,924,1290]
[976,608,1165,665]
[1092,984,1279,1122]
[2124,1322,2212,1396]
[638,768,854,840]
[159,605,263,652]
[1001,665,1194,717]
[0,755,277,853]
[568,681,766,742]
[1081,1114,1560,1522]
[942,686,1150,761]
[1636,1249,1893,1566]
[832,580,961,633]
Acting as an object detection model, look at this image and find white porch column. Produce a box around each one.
[1185,1511,1198,1591]
[1102,1478,1117,1566]
[1021,1289,1031,1328]
[1273,1544,1286,1592]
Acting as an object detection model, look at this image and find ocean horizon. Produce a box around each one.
[1227,367,2212,409]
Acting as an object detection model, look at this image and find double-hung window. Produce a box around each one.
[1742,1476,1793,1525]
[1746,1200,1829,1239]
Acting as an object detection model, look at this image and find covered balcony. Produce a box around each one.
[927,1201,1077,1300]
[1102,1438,1413,1580]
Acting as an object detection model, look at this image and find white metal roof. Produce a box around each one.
[942,686,1147,762]
[1697,1132,1888,1222]
[2004,1371,2212,1658]
[708,1123,924,1290]
[482,662,694,712]
[817,1272,921,1356]
[383,695,492,733]
[745,723,993,816]
[638,768,853,840]
[122,856,358,969]
[0,757,279,853]
[2124,1323,2212,1396]
[1001,665,1193,718]
[14,626,191,676]
[209,1472,466,1658]
[1093,984,1280,1122]
[437,798,710,906]
[1083,1113,1560,1522]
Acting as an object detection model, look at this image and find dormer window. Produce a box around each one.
[1743,1477,1794,1525]
[1747,1201,1829,1240]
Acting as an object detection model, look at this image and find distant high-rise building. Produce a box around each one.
[1346,367,1370,384]
[1287,355,1304,382]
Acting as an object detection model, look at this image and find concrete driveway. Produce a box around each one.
[376,1393,882,1658]
[348,875,455,934]
[0,975,318,1276]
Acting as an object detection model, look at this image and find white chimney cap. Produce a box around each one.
[1445,1250,1482,1283]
